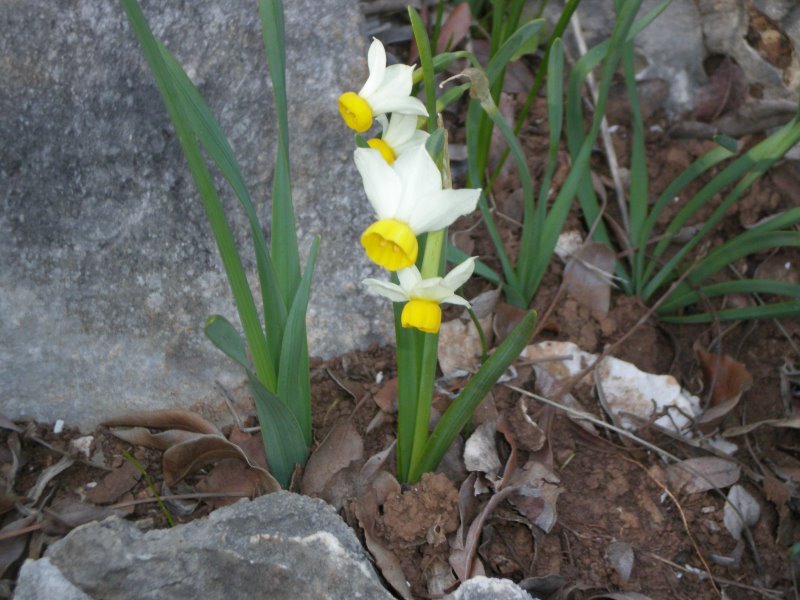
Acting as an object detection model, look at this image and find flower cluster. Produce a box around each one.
[338,39,481,334]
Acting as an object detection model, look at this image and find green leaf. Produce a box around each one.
[248,373,308,488]
[659,301,800,324]
[156,44,287,373]
[436,83,470,113]
[486,19,545,84]
[121,0,277,392]
[204,315,250,370]
[258,0,301,308]
[408,309,537,481]
[425,128,446,161]
[355,134,369,148]
[277,236,320,447]
[659,279,800,314]
[408,6,437,133]
[714,133,739,153]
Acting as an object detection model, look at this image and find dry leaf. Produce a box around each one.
[562,242,616,317]
[693,56,746,122]
[436,2,471,53]
[493,302,528,343]
[606,541,634,584]
[507,461,563,533]
[438,315,490,377]
[42,500,130,535]
[457,486,518,581]
[666,457,740,494]
[26,454,75,504]
[722,416,800,437]
[373,377,398,413]
[85,461,141,504]
[353,492,414,600]
[162,434,280,493]
[109,427,205,450]
[301,421,363,497]
[723,484,760,540]
[195,459,271,508]
[695,347,753,425]
[102,409,221,436]
[0,516,34,578]
[463,421,501,477]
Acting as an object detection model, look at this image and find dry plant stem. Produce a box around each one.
[569,9,629,235]
[619,454,720,597]
[216,381,260,434]
[646,552,785,599]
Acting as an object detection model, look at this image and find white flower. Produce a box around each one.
[367,113,429,164]
[363,258,476,333]
[355,145,480,271]
[338,39,428,133]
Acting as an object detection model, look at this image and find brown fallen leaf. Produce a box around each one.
[195,459,272,508]
[162,434,280,494]
[228,426,268,470]
[301,420,364,497]
[0,491,20,516]
[562,242,616,318]
[353,492,414,600]
[373,377,398,413]
[0,516,34,578]
[666,457,741,494]
[108,427,205,450]
[695,346,753,425]
[436,2,471,53]
[102,409,221,436]
[42,500,132,535]
[507,461,563,533]
[693,56,746,122]
[85,461,142,504]
[493,302,528,343]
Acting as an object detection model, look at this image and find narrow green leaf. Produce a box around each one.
[121,0,277,392]
[408,309,537,481]
[714,133,739,154]
[204,315,250,370]
[425,128,446,161]
[408,6,437,132]
[395,302,422,481]
[249,373,308,488]
[277,236,320,447]
[660,279,800,314]
[486,19,545,85]
[659,301,800,324]
[157,44,287,371]
[258,0,301,307]
[436,83,470,113]
[355,134,369,148]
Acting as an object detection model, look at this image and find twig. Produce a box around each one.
[619,455,720,597]
[646,552,784,599]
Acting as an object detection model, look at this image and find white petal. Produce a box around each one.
[365,64,413,107]
[354,148,401,219]
[393,146,443,222]
[407,188,481,233]
[363,278,408,302]
[393,129,429,156]
[376,113,390,134]
[359,39,386,98]
[369,93,429,118]
[397,265,423,293]
[413,283,454,301]
[383,113,419,147]
[442,257,476,290]
[440,294,471,308]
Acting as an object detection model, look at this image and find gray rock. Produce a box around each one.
[444,576,534,600]
[0,0,391,427]
[14,492,394,600]
[547,0,707,114]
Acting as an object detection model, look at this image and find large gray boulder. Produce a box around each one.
[0,0,390,427]
[14,492,394,600]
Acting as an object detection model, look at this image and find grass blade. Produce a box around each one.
[408,6,437,133]
[447,243,501,285]
[660,301,800,324]
[659,280,800,314]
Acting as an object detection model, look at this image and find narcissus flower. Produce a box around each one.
[367,114,429,164]
[338,38,428,133]
[355,145,481,271]
[363,258,476,334]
